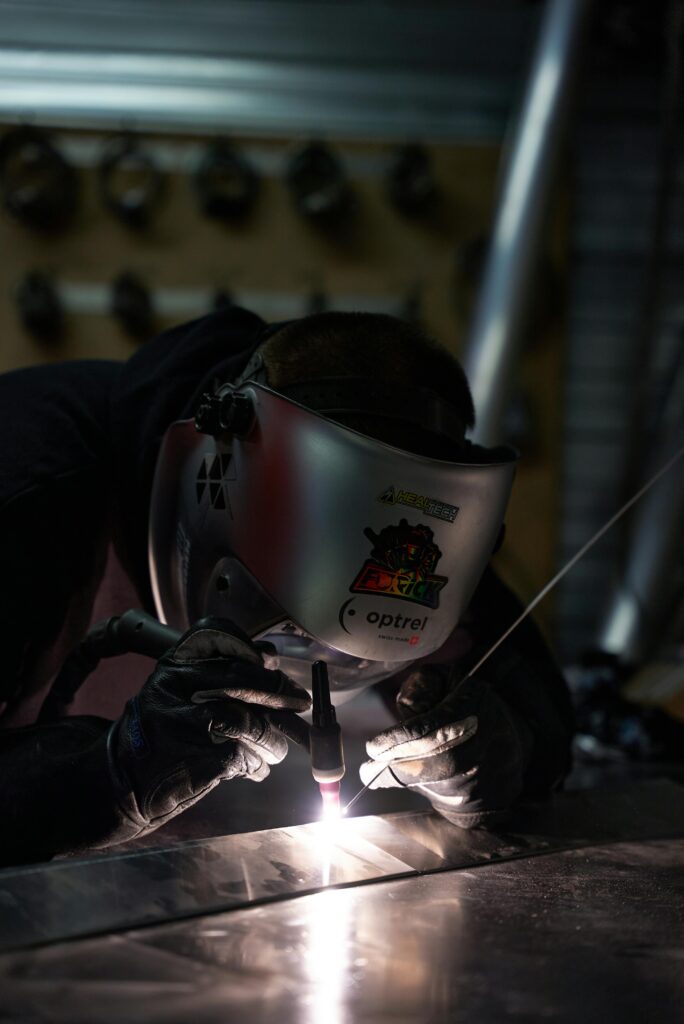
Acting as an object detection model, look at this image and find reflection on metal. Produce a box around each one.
[1,837,682,1023]
[57,281,405,322]
[1,779,683,953]
[0,1,539,139]
[307,885,352,1024]
[0,48,507,140]
[55,134,438,181]
[463,0,593,445]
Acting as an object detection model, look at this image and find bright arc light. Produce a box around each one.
[321,796,342,823]
[319,781,342,824]
[318,797,343,864]
[315,787,345,887]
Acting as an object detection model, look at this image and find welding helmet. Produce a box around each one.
[148,352,517,701]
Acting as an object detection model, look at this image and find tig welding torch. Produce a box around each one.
[310,661,345,816]
[39,611,342,812]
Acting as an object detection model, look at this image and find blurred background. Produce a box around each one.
[0,0,682,796]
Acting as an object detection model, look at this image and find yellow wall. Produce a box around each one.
[0,127,566,628]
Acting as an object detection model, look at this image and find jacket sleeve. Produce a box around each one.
[0,716,142,867]
[467,566,575,797]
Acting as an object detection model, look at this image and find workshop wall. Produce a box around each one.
[0,130,498,366]
[0,125,566,626]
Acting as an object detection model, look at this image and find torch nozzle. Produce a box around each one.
[310,662,345,814]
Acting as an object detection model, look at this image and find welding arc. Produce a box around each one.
[343,443,684,813]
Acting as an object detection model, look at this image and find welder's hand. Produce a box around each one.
[360,665,532,829]
[105,619,311,841]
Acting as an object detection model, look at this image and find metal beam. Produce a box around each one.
[463,0,594,445]
[0,2,538,139]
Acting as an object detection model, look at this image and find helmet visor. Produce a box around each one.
[149,382,517,668]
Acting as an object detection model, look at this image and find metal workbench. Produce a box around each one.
[1,779,682,1022]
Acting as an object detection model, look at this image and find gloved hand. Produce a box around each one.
[104,618,311,844]
[360,664,533,828]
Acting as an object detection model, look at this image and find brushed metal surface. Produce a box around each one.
[0,779,682,954]
[1,837,682,1024]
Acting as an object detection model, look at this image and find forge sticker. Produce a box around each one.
[377,485,459,524]
[349,519,448,610]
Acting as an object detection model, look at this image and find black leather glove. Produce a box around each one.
[360,664,533,829]
[103,618,311,845]
[0,619,312,866]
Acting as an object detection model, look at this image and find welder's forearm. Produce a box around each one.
[470,568,575,794]
[488,650,574,796]
[0,717,135,867]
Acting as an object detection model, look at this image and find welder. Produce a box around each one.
[0,307,574,867]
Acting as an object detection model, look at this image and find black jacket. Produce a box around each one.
[0,307,573,865]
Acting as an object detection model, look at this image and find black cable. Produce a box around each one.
[37,611,182,723]
[37,626,109,724]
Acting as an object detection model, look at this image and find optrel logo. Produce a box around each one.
[365,611,429,632]
[339,598,428,637]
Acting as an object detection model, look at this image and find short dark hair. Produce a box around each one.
[261,312,475,436]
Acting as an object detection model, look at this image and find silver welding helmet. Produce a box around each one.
[149,360,517,701]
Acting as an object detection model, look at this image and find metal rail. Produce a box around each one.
[464,0,594,445]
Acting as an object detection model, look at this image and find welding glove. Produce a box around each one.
[103,618,311,844]
[360,664,533,829]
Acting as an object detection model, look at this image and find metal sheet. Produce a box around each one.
[0,838,682,1024]
[0,819,414,953]
[0,779,682,954]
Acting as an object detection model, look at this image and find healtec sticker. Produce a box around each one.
[378,485,459,523]
[349,519,448,610]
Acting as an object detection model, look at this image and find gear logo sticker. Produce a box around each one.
[350,518,448,610]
